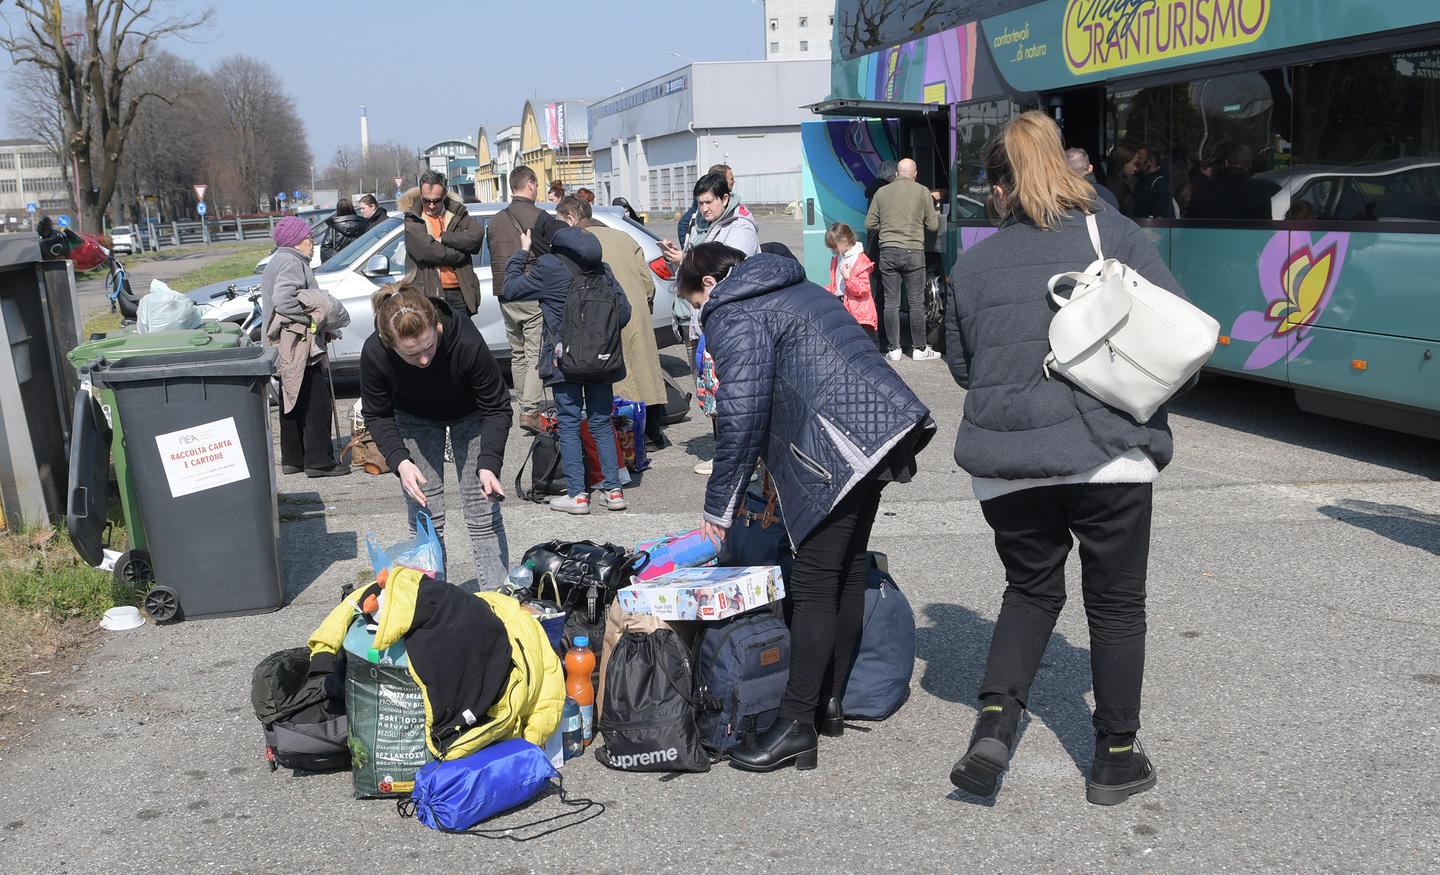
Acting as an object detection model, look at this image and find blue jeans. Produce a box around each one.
[553,382,622,495]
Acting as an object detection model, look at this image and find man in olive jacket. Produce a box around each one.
[403,170,484,316]
[865,157,940,361]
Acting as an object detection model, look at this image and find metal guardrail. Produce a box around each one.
[137,216,281,249]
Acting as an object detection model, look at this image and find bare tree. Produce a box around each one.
[209,55,309,212]
[321,145,359,195]
[0,0,211,232]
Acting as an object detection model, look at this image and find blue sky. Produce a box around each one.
[1,0,766,160]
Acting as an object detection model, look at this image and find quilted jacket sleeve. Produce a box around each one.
[702,310,775,527]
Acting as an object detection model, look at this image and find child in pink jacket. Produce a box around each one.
[825,222,879,339]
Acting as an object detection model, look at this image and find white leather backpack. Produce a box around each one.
[1044,213,1219,422]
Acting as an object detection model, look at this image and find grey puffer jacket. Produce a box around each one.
[944,205,1187,480]
[259,245,315,332]
[700,254,934,546]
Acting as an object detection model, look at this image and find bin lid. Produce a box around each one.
[97,345,278,384]
[66,390,112,567]
[68,324,249,372]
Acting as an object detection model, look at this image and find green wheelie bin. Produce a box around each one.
[66,323,248,589]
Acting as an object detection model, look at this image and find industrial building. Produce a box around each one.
[0,139,70,230]
[587,59,829,216]
[764,0,836,60]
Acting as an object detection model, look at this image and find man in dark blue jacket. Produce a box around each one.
[504,222,632,515]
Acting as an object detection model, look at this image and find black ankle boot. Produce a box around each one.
[729,719,819,773]
[950,696,1023,796]
[1086,733,1157,805]
[818,697,845,738]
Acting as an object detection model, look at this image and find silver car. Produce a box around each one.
[190,202,679,377]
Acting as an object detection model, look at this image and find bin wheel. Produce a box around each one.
[143,586,182,624]
[113,550,154,590]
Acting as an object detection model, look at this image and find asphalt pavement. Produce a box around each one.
[5,213,1437,873]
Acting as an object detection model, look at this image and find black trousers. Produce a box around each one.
[977,482,1153,735]
[778,479,885,723]
[279,361,336,470]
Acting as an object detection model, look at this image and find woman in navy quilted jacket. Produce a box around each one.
[679,243,935,773]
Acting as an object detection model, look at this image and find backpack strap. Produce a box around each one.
[1085,212,1104,260]
[552,252,589,279]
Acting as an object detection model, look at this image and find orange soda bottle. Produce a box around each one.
[564,636,596,746]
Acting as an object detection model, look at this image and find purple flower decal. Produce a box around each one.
[1230,230,1349,371]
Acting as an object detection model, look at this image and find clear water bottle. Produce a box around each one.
[506,560,534,593]
[562,698,584,760]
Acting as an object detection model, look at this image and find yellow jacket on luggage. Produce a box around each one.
[309,569,564,759]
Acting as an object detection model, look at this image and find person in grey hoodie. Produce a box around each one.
[945,112,1188,806]
[260,216,347,477]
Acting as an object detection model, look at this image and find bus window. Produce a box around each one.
[1290,47,1440,221]
[953,100,1014,218]
[1180,71,1286,220]
[1106,85,1187,219]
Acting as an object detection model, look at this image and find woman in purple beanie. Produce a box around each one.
[261,215,349,477]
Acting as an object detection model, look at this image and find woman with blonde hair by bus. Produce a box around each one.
[945,111,1191,805]
[359,285,513,589]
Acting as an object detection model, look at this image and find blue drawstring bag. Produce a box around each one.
[399,739,603,840]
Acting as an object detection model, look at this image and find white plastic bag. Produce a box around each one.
[137,279,202,334]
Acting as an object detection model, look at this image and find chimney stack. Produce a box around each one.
[360,105,370,162]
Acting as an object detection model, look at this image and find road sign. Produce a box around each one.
[24,202,36,214]
[193,184,207,202]
[393,176,404,190]
[197,202,207,216]
[277,192,286,202]
[293,190,302,200]
[56,214,70,228]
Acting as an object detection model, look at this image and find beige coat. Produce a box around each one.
[581,219,666,406]
[266,287,349,414]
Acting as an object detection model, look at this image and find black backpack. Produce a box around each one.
[595,630,711,773]
[555,254,626,385]
[251,648,349,774]
[692,607,791,755]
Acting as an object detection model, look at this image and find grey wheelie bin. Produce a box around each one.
[98,346,283,622]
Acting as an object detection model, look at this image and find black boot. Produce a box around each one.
[729,719,818,773]
[1086,733,1157,805]
[818,697,844,738]
[950,696,1023,796]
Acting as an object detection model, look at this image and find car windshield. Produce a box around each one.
[315,216,403,273]
[112,226,130,234]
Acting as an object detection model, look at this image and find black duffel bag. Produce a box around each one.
[524,540,649,626]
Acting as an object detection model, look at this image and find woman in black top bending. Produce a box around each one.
[360,285,513,589]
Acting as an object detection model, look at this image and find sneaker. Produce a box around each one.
[281,465,304,475]
[694,458,713,475]
[912,346,942,361]
[548,493,591,515]
[949,696,1023,797]
[305,464,352,478]
[602,489,627,511]
[886,348,903,362]
[1086,734,1157,805]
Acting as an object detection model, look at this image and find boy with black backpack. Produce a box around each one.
[503,214,632,515]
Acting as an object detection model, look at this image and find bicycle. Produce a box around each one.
[209,282,264,343]
[105,253,139,318]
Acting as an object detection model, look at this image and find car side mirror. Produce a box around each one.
[362,254,390,277]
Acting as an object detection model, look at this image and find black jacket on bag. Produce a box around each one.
[698,254,934,546]
[359,299,512,474]
[319,213,368,262]
[402,192,485,315]
[944,205,1188,481]
[487,196,566,300]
